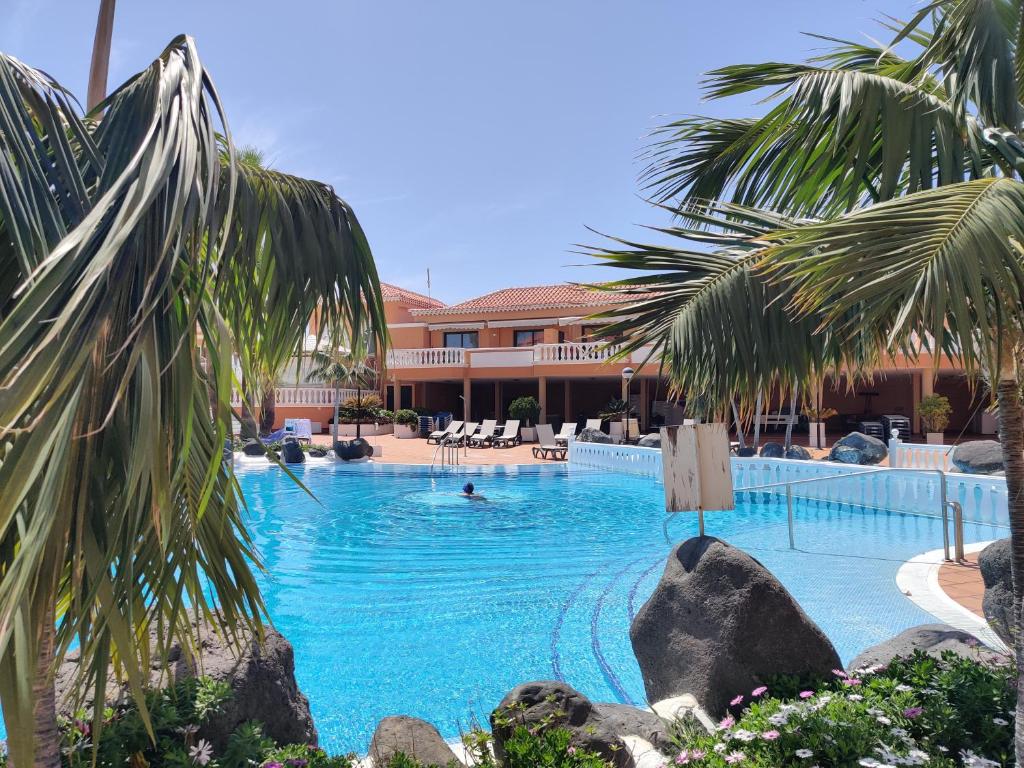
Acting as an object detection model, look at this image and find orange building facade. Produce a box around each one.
[268,281,993,440]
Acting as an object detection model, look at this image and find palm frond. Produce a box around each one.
[765,177,1024,378]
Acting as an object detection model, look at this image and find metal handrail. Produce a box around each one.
[430,434,461,472]
[735,466,965,561]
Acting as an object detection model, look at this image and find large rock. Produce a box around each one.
[952,440,1004,475]
[282,438,305,464]
[828,432,886,465]
[759,442,784,458]
[577,427,612,444]
[491,681,659,768]
[785,445,811,461]
[369,715,462,767]
[637,433,661,449]
[241,439,264,456]
[980,539,1014,648]
[848,624,1006,671]
[830,445,863,464]
[55,616,316,750]
[333,438,373,461]
[630,537,840,716]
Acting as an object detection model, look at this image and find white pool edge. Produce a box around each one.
[895,541,1009,652]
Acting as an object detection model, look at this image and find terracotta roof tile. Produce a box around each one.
[410,283,646,316]
[380,282,446,309]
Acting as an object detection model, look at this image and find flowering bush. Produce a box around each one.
[666,650,1014,767]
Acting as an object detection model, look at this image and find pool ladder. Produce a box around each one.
[430,435,461,472]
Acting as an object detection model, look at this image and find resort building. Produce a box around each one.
[266,281,994,440]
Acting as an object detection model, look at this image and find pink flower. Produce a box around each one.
[903,707,923,719]
[674,750,690,764]
[730,695,744,707]
[567,747,577,755]
[752,686,768,697]
[832,669,848,678]
[842,677,862,687]
[690,750,706,760]
[718,715,735,730]
[799,691,814,699]
[761,730,780,741]
[725,751,745,764]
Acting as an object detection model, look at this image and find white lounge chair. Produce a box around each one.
[532,424,567,460]
[585,418,603,432]
[427,419,463,445]
[553,422,576,446]
[492,420,521,448]
[453,421,479,446]
[284,418,313,443]
[469,419,498,447]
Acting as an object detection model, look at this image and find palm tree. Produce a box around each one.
[0,36,385,767]
[587,2,1024,758]
[307,337,377,440]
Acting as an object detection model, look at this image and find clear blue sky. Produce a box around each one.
[3,1,917,304]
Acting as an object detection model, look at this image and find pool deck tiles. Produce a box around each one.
[937,552,984,618]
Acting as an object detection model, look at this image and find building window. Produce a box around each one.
[444,331,478,348]
[514,329,544,347]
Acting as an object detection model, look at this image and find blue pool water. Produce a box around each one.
[238,463,1004,754]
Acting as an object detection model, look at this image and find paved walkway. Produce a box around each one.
[937,552,985,618]
[311,433,549,465]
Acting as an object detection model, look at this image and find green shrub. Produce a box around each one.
[395,409,420,427]
[919,394,953,433]
[508,396,540,426]
[666,650,1014,767]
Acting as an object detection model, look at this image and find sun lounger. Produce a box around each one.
[453,422,479,446]
[492,420,521,448]
[469,419,498,447]
[532,424,567,460]
[427,419,463,445]
[260,427,289,443]
[584,418,602,432]
[553,422,576,446]
[284,418,313,443]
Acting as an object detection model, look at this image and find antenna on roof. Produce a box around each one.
[426,268,432,300]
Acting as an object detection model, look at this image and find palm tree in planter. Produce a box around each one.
[919,394,953,445]
[0,38,385,766]
[308,340,376,439]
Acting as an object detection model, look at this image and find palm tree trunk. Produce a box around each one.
[355,386,362,439]
[30,601,61,768]
[752,391,763,449]
[333,383,340,441]
[259,389,276,436]
[784,383,799,451]
[239,376,259,440]
[995,375,1024,764]
[86,0,116,112]
[731,400,746,450]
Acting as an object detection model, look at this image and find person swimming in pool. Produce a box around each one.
[461,482,486,500]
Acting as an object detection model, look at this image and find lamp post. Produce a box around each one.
[622,366,635,443]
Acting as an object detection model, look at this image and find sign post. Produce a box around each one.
[660,423,734,535]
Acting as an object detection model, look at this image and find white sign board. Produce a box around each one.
[660,424,735,523]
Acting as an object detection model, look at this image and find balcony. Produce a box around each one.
[385,342,648,370]
[230,386,359,408]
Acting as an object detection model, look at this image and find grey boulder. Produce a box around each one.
[952,440,1004,475]
[369,715,462,767]
[282,439,305,464]
[630,537,841,716]
[785,445,811,461]
[979,539,1014,648]
[829,432,887,465]
[831,445,863,464]
[491,681,659,768]
[577,427,612,444]
[637,433,661,448]
[55,617,317,750]
[241,439,264,456]
[848,624,1006,671]
[759,442,784,458]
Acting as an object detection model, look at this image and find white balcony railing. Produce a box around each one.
[889,438,956,472]
[533,341,621,363]
[229,387,358,408]
[387,348,466,368]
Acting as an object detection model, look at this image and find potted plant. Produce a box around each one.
[332,393,394,437]
[600,398,635,442]
[919,394,952,444]
[802,403,837,449]
[394,409,420,439]
[509,396,541,442]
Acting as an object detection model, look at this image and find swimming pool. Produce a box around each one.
[238,462,1003,754]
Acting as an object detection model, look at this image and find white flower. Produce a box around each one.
[905,750,929,766]
[858,759,881,767]
[713,743,727,753]
[894,684,913,693]
[730,728,756,742]
[795,748,814,759]
[993,717,1009,726]
[847,694,864,701]
[961,751,1000,768]
[189,739,213,767]
[876,715,892,725]
[768,713,790,726]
